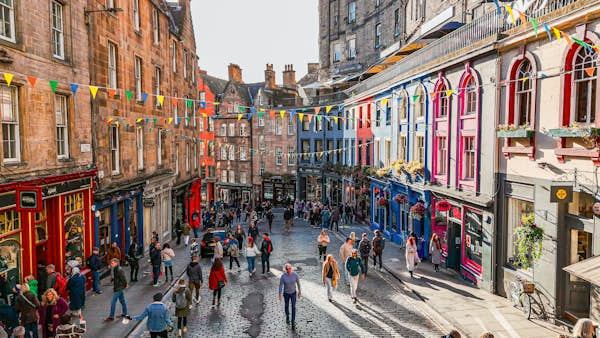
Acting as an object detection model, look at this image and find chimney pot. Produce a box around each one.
[228,63,243,83]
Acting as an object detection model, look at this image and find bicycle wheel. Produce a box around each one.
[529,295,547,320]
[522,294,532,319]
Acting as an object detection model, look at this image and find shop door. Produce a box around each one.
[566,229,592,317]
[446,220,461,271]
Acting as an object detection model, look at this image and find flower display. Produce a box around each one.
[410,202,426,215]
[393,194,408,204]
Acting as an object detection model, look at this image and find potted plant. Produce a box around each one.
[410,202,426,216]
[497,124,535,138]
[514,213,544,270]
[393,194,408,204]
[377,196,389,208]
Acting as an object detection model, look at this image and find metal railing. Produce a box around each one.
[347,0,582,96]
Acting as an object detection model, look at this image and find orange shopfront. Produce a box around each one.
[0,171,95,292]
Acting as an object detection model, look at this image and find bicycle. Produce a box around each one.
[508,276,548,320]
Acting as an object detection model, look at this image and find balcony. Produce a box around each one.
[497,129,535,138]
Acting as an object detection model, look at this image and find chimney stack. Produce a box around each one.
[282,64,296,88]
[307,63,319,74]
[228,63,243,83]
[264,63,276,89]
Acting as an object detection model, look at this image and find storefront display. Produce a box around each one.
[462,208,483,281]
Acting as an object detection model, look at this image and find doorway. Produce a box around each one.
[565,229,592,318]
[446,220,462,271]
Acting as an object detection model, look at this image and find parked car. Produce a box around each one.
[200,228,227,258]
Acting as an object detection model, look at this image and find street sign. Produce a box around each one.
[550,185,573,203]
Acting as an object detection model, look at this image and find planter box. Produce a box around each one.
[497,129,535,138]
[547,127,600,137]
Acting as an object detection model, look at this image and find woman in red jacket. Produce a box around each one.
[208,258,227,307]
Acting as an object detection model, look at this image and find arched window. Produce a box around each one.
[458,64,480,190]
[399,91,407,120]
[572,47,597,124]
[516,60,533,126]
[437,84,450,118]
[414,86,425,118]
[463,77,477,115]
[433,75,451,183]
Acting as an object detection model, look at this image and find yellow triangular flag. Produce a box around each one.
[280,110,286,119]
[167,118,173,124]
[380,99,388,107]
[553,28,561,40]
[3,73,13,86]
[157,95,164,106]
[237,114,243,121]
[298,113,304,121]
[136,118,142,123]
[89,86,99,99]
[325,105,333,113]
[445,89,453,97]
[333,116,338,123]
[505,5,515,24]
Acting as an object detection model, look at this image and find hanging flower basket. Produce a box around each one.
[377,197,389,207]
[410,202,426,215]
[360,187,369,194]
[393,194,408,204]
[514,213,544,270]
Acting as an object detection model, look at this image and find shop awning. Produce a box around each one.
[563,255,600,286]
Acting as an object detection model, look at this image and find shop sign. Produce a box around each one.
[436,201,451,212]
[550,185,573,203]
[593,202,600,216]
[16,186,42,212]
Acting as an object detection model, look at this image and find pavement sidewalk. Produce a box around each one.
[338,222,569,338]
[81,240,191,338]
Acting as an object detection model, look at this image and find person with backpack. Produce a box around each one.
[14,283,40,338]
[266,209,274,233]
[127,242,140,282]
[227,234,241,271]
[260,233,273,274]
[248,223,259,244]
[283,207,293,233]
[320,207,331,230]
[133,292,173,338]
[44,265,67,298]
[372,230,386,271]
[186,256,203,304]
[171,279,192,337]
[66,267,86,319]
[358,233,372,276]
[208,259,227,307]
[87,247,103,294]
[105,258,131,322]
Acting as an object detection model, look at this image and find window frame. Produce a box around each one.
[107,42,118,89]
[51,1,65,60]
[132,0,140,32]
[154,66,161,107]
[348,1,356,23]
[1,84,19,163]
[110,125,120,175]
[275,148,283,165]
[457,65,480,190]
[287,146,295,166]
[0,0,15,43]
[172,40,177,73]
[348,38,356,60]
[136,127,144,170]
[152,8,160,44]
[433,74,451,183]
[55,94,69,159]
[134,56,143,101]
[375,23,381,49]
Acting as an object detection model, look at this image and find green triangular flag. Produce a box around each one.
[239,106,245,112]
[185,117,190,122]
[125,90,133,102]
[153,118,157,125]
[531,18,538,37]
[412,94,419,102]
[49,80,58,93]
[186,99,193,109]
[316,115,322,121]
[258,112,265,118]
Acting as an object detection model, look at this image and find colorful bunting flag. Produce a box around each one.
[49,80,58,93]
[89,86,98,99]
[108,88,116,99]
[280,110,286,119]
[125,90,133,102]
[27,76,37,88]
[445,89,453,97]
[325,105,332,113]
[518,11,527,32]
[70,83,79,95]
[298,113,304,121]
[157,95,164,106]
[141,93,148,103]
[543,24,552,41]
[380,98,388,107]
[314,107,320,114]
[531,18,539,37]
[492,0,501,15]
[412,94,419,103]
[237,114,243,121]
[553,28,561,41]
[186,99,193,109]
[168,118,173,124]
[171,97,178,106]
[3,73,13,86]
[270,110,275,118]
[562,31,573,46]
[505,5,515,24]
[585,67,595,77]
[239,106,245,112]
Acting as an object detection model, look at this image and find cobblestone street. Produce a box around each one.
[128,210,445,337]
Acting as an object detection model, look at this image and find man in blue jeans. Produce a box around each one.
[105,258,131,321]
[133,292,173,338]
[87,247,103,294]
[278,263,302,331]
[150,242,162,287]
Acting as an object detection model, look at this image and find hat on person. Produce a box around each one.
[93,247,99,251]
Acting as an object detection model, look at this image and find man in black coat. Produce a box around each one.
[150,242,162,287]
[106,258,131,321]
[87,247,103,294]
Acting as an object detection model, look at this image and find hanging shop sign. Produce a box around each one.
[593,202,600,216]
[436,200,451,212]
[550,185,573,203]
[15,186,42,212]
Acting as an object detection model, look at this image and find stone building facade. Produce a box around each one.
[0,0,96,286]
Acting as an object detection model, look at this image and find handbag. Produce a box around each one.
[218,280,225,288]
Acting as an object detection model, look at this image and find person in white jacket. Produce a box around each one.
[245,237,261,275]
[405,237,420,278]
[161,243,175,282]
[213,236,223,262]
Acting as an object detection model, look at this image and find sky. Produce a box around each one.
[190,0,319,84]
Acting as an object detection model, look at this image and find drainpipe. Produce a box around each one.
[492,50,502,294]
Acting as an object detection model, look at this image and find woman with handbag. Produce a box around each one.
[322,254,340,302]
[317,230,330,261]
[406,237,420,278]
[430,234,443,272]
[208,259,227,307]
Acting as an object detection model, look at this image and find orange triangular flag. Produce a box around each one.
[518,12,528,33]
[585,67,595,77]
[107,88,116,99]
[306,114,313,122]
[314,107,320,114]
[429,92,436,99]
[27,76,37,87]
[562,31,573,46]
[269,110,275,118]
[171,97,178,106]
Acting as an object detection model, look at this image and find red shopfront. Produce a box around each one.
[187,178,201,224]
[0,171,95,292]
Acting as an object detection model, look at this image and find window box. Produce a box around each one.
[547,127,600,138]
[497,129,535,138]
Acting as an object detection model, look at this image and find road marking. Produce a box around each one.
[490,306,521,338]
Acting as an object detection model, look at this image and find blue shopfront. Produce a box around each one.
[371,178,431,258]
[94,186,144,264]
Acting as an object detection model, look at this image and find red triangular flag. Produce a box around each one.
[171,97,178,106]
[107,88,116,99]
[27,76,37,87]
[585,67,595,77]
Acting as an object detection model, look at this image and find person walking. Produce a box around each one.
[372,230,385,271]
[150,242,162,287]
[248,223,259,244]
[236,207,242,223]
[339,238,353,285]
[322,254,340,302]
[189,238,200,259]
[320,207,331,230]
[358,233,372,276]
[174,219,183,246]
[191,210,201,238]
[182,222,191,247]
[161,243,175,283]
[86,247,103,294]
[106,242,121,264]
[186,256,203,304]
[127,241,140,282]
[245,238,261,275]
[266,209,274,233]
[260,233,273,274]
[278,263,301,330]
[406,237,420,278]
[66,267,85,319]
[331,207,340,231]
[283,207,294,233]
[234,225,245,251]
[430,234,443,272]
[345,204,353,224]
[172,279,192,336]
[133,292,173,338]
[213,236,223,262]
[105,258,131,321]
[208,259,227,307]
[317,230,330,261]
[349,232,358,249]
[227,234,241,271]
[39,288,68,338]
[346,249,366,303]
[14,283,40,338]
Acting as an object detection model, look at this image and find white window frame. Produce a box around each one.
[172,41,177,73]
[173,91,178,123]
[348,1,356,23]
[287,147,294,166]
[154,66,161,107]
[1,84,19,163]
[110,125,120,175]
[55,94,69,159]
[51,1,65,59]
[185,142,190,173]
[228,170,235,183]
[136,127,144,170]
[258,115,265,127]
[183,49,188,79]
[157,129,163,166]
[132,0,140,31]
[240,172,247,184]
[134,56,142,101]
[239,146,247,161]
[193,141,197,170]
[276,148,283,165]
[375,23,381,49]
[221,170,227,183]
[199,140,205,156]
[333,43,342,63]
[0,0,15,42]
[348,38,356,60]
[228,123,235,136]
[108,42,117,88]
[220,124,226,136]
[152,8,159,44]
[259,135,265,150]
[240,123,246,136]
[228,145,235,160]
[220,145,227,160]
[287,120,294,135]
[275,118,282,135]
[106,0,115,8]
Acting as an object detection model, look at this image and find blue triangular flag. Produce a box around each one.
[70,83,79,95]
[176,117,182,124]
[200,101,206,109]
[141,93,148,103]
[492,0,501,15]
[145,118,149,124]
[338,104,344,111]
[250,107,257,114]
[543,24,552,41]
[247,112,253,121]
